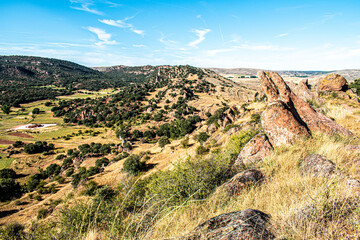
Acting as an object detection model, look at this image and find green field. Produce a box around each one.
[0,153,15,170]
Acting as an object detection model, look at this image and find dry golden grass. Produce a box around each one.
[145,133,360,239]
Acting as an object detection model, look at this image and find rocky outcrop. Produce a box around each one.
[300,154,337,177]
[216,169,264,196]
[180,209,274,240]
[319,74,347,92]
[288,80,317,102]
[261,101,311,146]
[258,71,353,147]
[233,134,273,167]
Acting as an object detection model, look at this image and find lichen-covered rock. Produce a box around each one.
[319,74,347,92]
[180,209,274,240]
[234,134,273,167]
[216,169,265,196]
[300,154,337,177]
[289,80,317,102]
[261,101,310,146]
[258,71,353,143]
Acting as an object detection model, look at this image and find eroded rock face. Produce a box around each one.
[216,169,265,196]
[289,80,317,102]
[261,101,310,146]
[180,209,274,240]
[319,74,347,92]
[300,154,337,177]
[258,71,353,145]
[234,134,273,167]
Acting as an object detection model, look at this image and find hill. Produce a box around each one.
[1,56,360,239]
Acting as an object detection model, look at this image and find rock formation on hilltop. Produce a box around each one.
[319,74,347,92]
[258,71,353,146]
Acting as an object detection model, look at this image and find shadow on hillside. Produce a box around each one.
[144,163,157,171]
[0,209,19,219]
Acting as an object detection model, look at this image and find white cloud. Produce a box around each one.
[70,0,103,15]
[106,1,121,7]
[133,44,145,48]
[188,29,211,47]
[86,27,117,46]
[99,18,145,36]
[276,33,289,38]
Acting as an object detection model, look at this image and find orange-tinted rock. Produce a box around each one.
[258,71,353,141]
[319,74,347,91]
[261,101,310,146]
[234,134,273,167]
[216,169,264,196]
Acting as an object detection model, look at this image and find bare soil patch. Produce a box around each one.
[0,139,15,145]
[8,132,34,138]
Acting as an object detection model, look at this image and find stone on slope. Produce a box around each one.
[216,169,264,196]
[261,101,310,146]
[288,79,317,102]
[300,154,337,177]
[258,71,353,138]
[233,134,273,167]
[319,74,347,92]
[180,209,274,240]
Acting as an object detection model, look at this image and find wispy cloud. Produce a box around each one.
[188,29,211,47]
[86,27,117,46]
[159,33,177,46]
[70,0,103,15]
[276,33,289,38]
[321,12,342,23]
[106,1,121,7]
[99,18,145,36]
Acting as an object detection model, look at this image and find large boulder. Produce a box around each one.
[261,101,311,146]
[300,154,337,177]
[288,80,317,102]
[234,134,273,167]
[216,169,265,196]
[180,209,274,240]
[319,74,347,92]
[258,71,353,144]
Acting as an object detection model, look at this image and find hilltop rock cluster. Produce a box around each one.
[259,71,353,147]
[182,71,357,240]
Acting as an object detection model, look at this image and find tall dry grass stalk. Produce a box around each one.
[146,134,360,239]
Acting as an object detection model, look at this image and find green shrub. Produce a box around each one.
[0,223,25,240]
[196,145,209,155]
[196,132,210,145]
[37,208,49,219]
[82,181,98,196]
[158,136,170,148]
[147,155,231,205]
[0,178,22,201]
[123,155,146,176]
[13,141,24,148]
[95,157,109,168]
[0,168,16,179]
[65,167,74,177]
[86,166,101,177]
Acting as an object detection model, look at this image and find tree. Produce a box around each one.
[158,136,170,148]
[197,132,210,145]
[123,155,146,176]
[1,105,11,115]
[32,108,40,115]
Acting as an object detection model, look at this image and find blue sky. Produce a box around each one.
[0,0,359,70]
